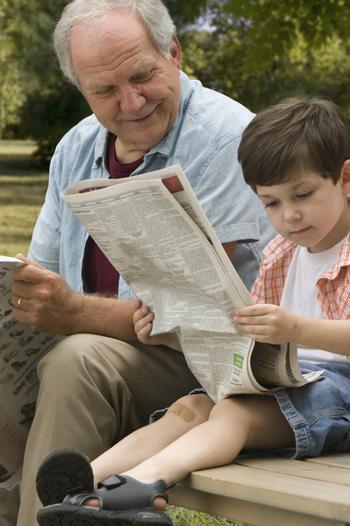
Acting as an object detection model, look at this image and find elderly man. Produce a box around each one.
[2,1,274,524]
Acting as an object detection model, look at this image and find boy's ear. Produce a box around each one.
[341,160,350,194]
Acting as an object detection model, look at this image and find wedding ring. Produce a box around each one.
[17,297,22,308]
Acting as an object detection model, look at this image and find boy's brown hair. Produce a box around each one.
[238,97,350,190]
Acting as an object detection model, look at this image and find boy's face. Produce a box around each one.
[256,170,350,253]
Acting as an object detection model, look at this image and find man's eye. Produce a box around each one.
[132,70,154,83]
[92,87,114,96]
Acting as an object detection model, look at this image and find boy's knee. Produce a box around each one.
[210,397,255,428]
[167,394,213,424]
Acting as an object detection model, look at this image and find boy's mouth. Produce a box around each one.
[290,227,311,235]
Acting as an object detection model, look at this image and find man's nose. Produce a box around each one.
[119,85,145,113]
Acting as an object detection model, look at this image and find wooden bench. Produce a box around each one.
[169,453,350,526]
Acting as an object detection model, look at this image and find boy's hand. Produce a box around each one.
[133,302,182,351]
[234,304,300,344]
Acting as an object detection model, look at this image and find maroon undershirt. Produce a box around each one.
[82,134,143,295]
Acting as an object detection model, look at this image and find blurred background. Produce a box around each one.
[1,0,350,161]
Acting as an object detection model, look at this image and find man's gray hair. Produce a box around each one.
[53,0,176,86]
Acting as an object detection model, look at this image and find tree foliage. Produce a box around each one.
[181,0,350,117]
[0,0,25,137]
[2,0,350,159]
[223,0,350,72]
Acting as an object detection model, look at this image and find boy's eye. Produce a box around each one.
[296,191,313,199]
[264,201,279,208]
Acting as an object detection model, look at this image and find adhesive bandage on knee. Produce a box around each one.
[167,402,195,422]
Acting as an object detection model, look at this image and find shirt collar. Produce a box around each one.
[263,232,350,277]
[323,230,350,279]
[91,71,193,169]
[263,235,297,263]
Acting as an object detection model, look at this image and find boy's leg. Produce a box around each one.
[91,393,214,484]
[126,395,294,487]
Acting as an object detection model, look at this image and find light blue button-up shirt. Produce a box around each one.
[29,72,275,295]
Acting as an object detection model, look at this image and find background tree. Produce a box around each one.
[1,0,350,160]
[0,0,25,138]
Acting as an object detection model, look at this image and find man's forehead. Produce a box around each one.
[70,9,148,46]
[69,11,160,70]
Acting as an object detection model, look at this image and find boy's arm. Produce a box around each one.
[133,302,182,352]
[235,303,350,357]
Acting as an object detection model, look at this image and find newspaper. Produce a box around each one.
[0,256,62,490]
[62,164,323,403]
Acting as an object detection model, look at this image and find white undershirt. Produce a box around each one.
[280,238,349,363]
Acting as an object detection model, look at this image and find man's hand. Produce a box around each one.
[133,302,181,351]
[11,254,83,334]
[234,303,300,344]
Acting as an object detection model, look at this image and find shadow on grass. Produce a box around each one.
[0,140,49,176]
[0,141,49,255]
[0,156,49,176]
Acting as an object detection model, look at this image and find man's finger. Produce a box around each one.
[12,263,51,284]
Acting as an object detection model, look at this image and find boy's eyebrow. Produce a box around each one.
[257,179,314,199]
[256,189,278,199]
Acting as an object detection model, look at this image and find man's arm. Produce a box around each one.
[12,242,237,339]
[11,255,138,340]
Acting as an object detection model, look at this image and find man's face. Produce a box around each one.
[70,10,181,161]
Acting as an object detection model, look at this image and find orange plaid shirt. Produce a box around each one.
[250,232,350,320]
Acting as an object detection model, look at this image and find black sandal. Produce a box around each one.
[36,448,94,505]
[36,449,173,526]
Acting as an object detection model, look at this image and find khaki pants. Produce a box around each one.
[14,333,198,526]
[0,486,19,526]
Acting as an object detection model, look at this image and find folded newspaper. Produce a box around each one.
[0,256,62,489]
[62,164,323,403]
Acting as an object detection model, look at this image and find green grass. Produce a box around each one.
[0,140,48,255]
[0,140,248,526]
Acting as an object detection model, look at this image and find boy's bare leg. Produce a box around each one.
[124,395,294,509]
[91,393,214,485]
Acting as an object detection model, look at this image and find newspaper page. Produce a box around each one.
[0,256,62,490]
[62,165,322,402]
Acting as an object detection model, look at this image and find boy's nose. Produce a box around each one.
[284,206,301,223]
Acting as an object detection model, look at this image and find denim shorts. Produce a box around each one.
[268,361,350,459]
[150,362,350,459]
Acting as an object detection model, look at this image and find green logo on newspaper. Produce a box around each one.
[233,353,243,369]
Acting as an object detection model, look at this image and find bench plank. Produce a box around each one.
[170,456,350,525]
[171,485,347,526]
[236,456,350,484]
[306,453,350,469]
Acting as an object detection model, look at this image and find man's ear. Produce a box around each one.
[341,160,350,195]
[170,36,181,68]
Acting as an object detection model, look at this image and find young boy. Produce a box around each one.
[35,97,350,526]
